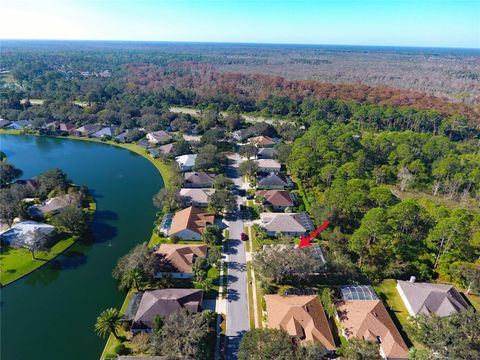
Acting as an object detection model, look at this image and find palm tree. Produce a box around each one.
[94,308,122,340]
[126,269,143,291]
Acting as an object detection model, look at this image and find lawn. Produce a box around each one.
[0,233,77,286]
[100,289,136,360]
[0,198,96,286]
[246,262,255,329]
[374,279,416,348]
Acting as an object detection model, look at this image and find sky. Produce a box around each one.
[1,0,479,48]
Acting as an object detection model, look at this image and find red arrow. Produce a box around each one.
[298,219,331,248]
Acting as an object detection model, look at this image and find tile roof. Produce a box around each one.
[169,206,215,236]
[184,172,215,186]
[256,159,281,170]
[156,244,207,273]
[28,194,76,216]
[397,280,470,317]
[257,147,278,158]
[265,295,335,350]
[133,289,203,330]
[250,135,276,147]
[337,300,409,359]
[260,212,314,233]
[147,130,173,143]
[180,188,215,205]
[256,190,294,207]
[257,172,291,187]
[159,143,176,154]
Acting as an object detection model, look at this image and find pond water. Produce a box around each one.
[0,135,163,360]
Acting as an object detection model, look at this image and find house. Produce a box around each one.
[259,212,314,236]
[168,206,215,240]
[7,120,31,130]
[127,289,203,333]
[396,279,470,317]
[0,221,55,248]
[146,130,173,144]
[250,135,277,147]
[91,126,118,139]
[155,244,208,279]
[256,159,281,172]
[257,147,278,159]
[263,243,327,266]
[159,143,176,156]
[184,172,215,188]
[175,154,197,172]
[0,119,11,128]
[44,120,60,130]
[232,129,252,142]
[72,124,101,136]
[28,194,76,217]
[180,188,215,208]
[59,122,76,132]
[337,299,409,360]
[265,295,335,351]
[256,190,295,210]
[257,172,293,189]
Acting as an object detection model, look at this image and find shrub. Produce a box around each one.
[114,343,130,355]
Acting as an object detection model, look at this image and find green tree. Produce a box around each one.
[36,168,69,196]
[53,205,87,235]
[413,309,480,359]
[320,288,336,318]
[94,308,123,340]
[0,162,23,187]
[338,338,381,360]
[212,174,234,190]
[238,328,296,360]
[208,189,236,214]
[152,186,182,212]
[239,144,257,159]
[112,242,161,290]
[201,225,223,246]
[238,159,258,180]
[192,257,209,282]
[194,144,225,172]
[150,308,212,359]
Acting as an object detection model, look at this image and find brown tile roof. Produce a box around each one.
[251,135,276,147]
[156,244,207,273]
[265,295,335,350]
[337,300,409,359]
[169,206,214,236]
[256,190,294,207]
[159,143,176,154]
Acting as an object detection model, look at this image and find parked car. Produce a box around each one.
[238,189,246,196]
[246,194,254,200]
[241,232,248,241]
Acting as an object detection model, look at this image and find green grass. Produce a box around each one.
[0,199,96,286]
[246,262,255,329]
[0,234,78,286]
[374,279,416,348]
[100,289,136,360]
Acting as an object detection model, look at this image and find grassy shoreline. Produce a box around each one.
[0,198,97,286]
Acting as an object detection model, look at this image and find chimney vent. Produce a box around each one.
[409,276,416,283]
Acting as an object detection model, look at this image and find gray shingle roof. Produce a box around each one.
[397,280,470,317]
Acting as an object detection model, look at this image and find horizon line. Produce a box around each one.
[2,38,479,51]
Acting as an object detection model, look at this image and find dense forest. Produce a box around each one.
[287,123,480,283]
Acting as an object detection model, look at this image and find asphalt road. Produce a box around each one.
[225,153,250,359]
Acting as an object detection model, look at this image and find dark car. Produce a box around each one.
[241,232,248,241]
[238,189,246,196]
[246,194,254,200]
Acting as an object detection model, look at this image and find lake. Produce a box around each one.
[0,135,163,360]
